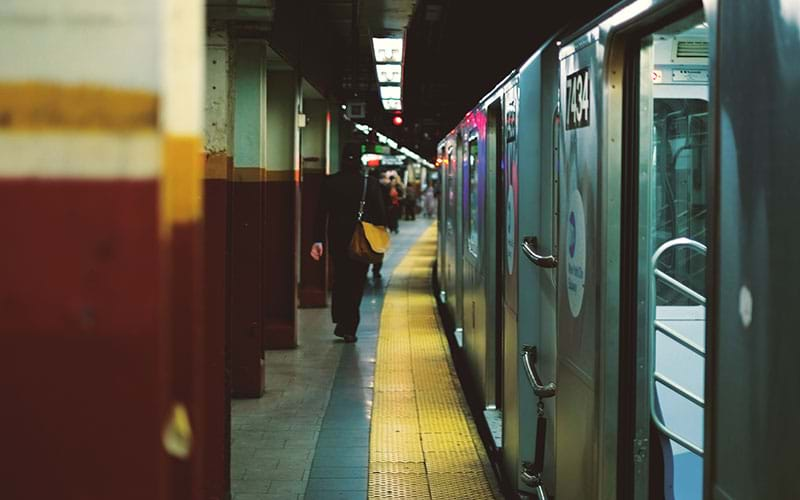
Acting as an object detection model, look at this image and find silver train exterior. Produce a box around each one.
[435,0,800,498]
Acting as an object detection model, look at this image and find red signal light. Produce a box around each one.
[392,115,403,126]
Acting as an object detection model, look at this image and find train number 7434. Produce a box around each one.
[565,67,590,130]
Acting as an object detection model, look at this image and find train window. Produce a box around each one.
[467,137,479,256]
[652,98,708,301]
[446,146,456,236]
[638,12,708,500]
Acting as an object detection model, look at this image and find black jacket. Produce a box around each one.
[313,168,388,257]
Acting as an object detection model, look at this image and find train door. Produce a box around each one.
[710,3,800,498]
[444,139,462,344]
[484,99,504,446]
[555,34,610,500]
[454,134,465,344]
[500,83,521,478]
[516,54,560,497]
[463,128,488,404]
[437,144,447,302]
[624,10,710,500]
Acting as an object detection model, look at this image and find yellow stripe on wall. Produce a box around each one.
[0,82,158,130]
[162,135,203,233]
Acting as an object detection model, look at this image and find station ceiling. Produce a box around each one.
[208,0,618,159]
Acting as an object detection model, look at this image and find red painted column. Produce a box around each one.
[203,28,233,499]
[263,170,299,349]
[230,168,265,397]
[202,154,232,498]
[261,70,300,350]
[165,137,206,500]
[0,176,170,500]
[299,168,328,307]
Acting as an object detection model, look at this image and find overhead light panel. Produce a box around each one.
[382,99,402,111]
[379,86,402,100]
[376,64,402,84]
[373,37,403,63]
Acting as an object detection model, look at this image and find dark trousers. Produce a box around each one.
[331,253,369,335]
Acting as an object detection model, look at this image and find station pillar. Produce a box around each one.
[298,98,331,308]
[263,68,300,349]
[229,40,267,397]
[0,0,205,498]
[202,23,233,499]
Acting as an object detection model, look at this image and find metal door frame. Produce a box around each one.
[602,2,709,498]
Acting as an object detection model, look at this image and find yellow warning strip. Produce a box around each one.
[369,224,500,499]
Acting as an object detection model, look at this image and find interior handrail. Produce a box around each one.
[650,237,708,457]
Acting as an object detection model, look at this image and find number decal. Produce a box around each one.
[565,67,590,130]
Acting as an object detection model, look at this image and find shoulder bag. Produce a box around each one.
[349,170,390,264]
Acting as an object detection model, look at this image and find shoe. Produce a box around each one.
[344,335,357,343]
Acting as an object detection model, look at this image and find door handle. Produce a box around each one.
[521,236,557,268]
[521,462,548,500]
[521,345,556,398]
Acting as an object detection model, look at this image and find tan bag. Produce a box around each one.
[348,171,390,264]
[349,221,390,264]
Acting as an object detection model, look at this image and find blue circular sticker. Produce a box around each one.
[567,189,586,317]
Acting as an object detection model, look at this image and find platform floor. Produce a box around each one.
[231,218,501,499]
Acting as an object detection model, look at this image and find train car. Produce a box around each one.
[435,0,800,499]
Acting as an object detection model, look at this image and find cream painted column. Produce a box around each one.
[0,0,205,498]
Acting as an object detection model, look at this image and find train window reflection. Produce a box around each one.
[467,137,479,256]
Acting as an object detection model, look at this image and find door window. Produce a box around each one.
[638,13,709,500]
[467,137,479,257]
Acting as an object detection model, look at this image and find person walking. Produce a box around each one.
[403,182,418,220]
[386,175,401,234]
[423,184,436,218]
[310,143,387,342]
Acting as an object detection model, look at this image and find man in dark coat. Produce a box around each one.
[310,143,387,342]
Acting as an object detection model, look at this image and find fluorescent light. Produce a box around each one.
[373,37,403,63]
[382,99,402,111]
[379,86,402,100]
[376,64,402,83]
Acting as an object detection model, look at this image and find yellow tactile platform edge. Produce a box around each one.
[368,224,500,499]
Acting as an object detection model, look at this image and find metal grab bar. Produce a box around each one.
[521,346,556,398]
[650,237,707,457]
[654,268,706,305]
[520,463,548,500]
[654,372,704,408]
[521,236,558,269]
[655,320,705,357]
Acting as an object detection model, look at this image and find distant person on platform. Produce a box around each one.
[310,143,387,342]
[423,184,436,218]
[387,175,403,233]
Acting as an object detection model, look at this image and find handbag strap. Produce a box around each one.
[357,168,368,222]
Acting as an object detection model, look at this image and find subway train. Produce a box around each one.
[434,0,800,499]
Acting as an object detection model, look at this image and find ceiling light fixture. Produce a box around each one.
[372,37,403,63]
[379,86,402,100]
[376,64,402,84]
[382,99,402,111]
[373,37,405,113]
